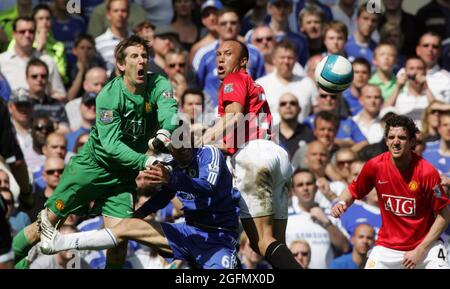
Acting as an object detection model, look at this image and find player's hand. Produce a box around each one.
[148,129,173,153]
[147,163,171,185]
[402,246,426,269]
[331,200,347,218]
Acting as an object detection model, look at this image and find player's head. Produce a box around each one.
[114,35,150,84]
[216,39,248,80]
[384,115,418,158]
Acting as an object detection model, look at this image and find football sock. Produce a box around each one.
[12,230,34,264]
[52,228,118,252]
[264,241,303,269]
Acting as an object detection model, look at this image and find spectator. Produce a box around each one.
[179,88,209,135]
[0,0,33,51]
[305,89,368,152]
[286,168,350,269]
[0,177,30,236]
[331,0,358,36]
[73,132,90,155]
[150,25,180,76]
[65,66,108,131]
[25,59,69,133]
[163,48,195,101]
[384,56,435,128]
[171,0,199,51]
[272,92,314,160]
[240,0,268,36]
[289,0,333,34]
[7,88,33,156]
[29,156,65,221]
[421,100,450,143]
[256,40,317,124]
[330,223,375,269]
[415,32,450,103]
[132,0,174,28]
[67,34,106,101]
[193,7,265,108]
[353,84,384,144]
[343,58,371,116]
[133,20,155,47]
[52,0,87,71]
[239,231,272,269]
[368,43,398,100]
[334,148,357,183]
[0,16,66,100]
[266,0,309,66]
[29,224,91,269]
[323,20,347,56]
[65,92,96,152]
[23,116,54,174]
[344,3,378,64]
[379,0,417,57]
[0,192,13,269]
[423,111,450,178]
[299,6,326,56]
[416,0,450,40]
[378,22,405,74]
[95,0,130,76]
[289,239,311,268]
[251,25,277,74]
[87,0,147,38]
[189,0,222,65]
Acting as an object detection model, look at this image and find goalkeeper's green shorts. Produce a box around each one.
[46,152,136,219]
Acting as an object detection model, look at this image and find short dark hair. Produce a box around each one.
[180,88,205,107]
[418,31,442,46]
[291,168,315,187]
[26,58,49,77]
[357,1,378,18]
[74,34,95,47]
[114,35,151,75]
[384,115,418,141]
[352,57,371,72]
[32,3,53,20]
[217,7,240,20]
[106,0,129,12]
[13,16,35,32]
[273,39,297,57]
[223,39,249,61]
[314,110,339,131]
[133,20,155,34]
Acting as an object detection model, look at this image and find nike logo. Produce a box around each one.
[378,180,389,184]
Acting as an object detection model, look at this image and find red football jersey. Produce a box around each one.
[349,152,450,251]
[218,71,272,155]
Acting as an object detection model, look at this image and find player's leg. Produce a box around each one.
[365,246,403,269]
[103,216,127,269]
[236,140,301,269]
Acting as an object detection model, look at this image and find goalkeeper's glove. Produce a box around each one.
[148,129,173,153]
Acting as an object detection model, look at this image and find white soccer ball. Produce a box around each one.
[315,54,353,93]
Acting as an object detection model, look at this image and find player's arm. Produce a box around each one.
[403,205,450,269]
[153,75,179,133]
[202,102,244,146]
[96,88,149,170]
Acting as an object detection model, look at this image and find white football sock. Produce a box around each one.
[53,229,118,252]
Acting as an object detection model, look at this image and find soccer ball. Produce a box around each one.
[315,54,353,93]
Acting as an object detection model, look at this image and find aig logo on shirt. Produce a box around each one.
[381,194,416,216]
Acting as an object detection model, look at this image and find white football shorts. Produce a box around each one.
[231,139,292,220]
[365,240,449,269]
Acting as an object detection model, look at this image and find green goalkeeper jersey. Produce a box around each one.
[83,73,178,173]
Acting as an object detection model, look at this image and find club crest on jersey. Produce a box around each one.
[224,83,234,93]
[99,110,113,123]
[55,199,65,211]
[408,180,419,192]
[433,185,443,198]
[162,90,174,99]
[145,102,151,113]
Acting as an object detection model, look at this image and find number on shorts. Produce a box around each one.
[438,248,446,261]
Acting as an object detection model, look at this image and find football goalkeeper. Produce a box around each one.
[12,35,178,269]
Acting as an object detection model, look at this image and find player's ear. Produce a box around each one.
[240,57,248,68]
[116,61,125,75]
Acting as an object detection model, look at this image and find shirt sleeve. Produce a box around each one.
[95,84,148,170]
[348,159,376,199]
[221,74,247,108]
[152,75,179,132]
[422,166,450,212]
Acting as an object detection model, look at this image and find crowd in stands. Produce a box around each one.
[1,0,450,269]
